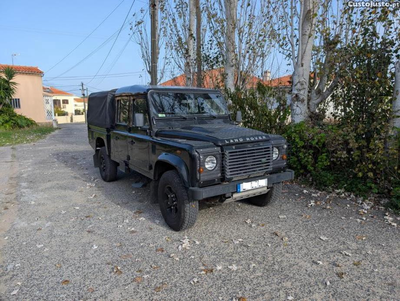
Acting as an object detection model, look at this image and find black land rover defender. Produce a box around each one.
[87,85,293,231]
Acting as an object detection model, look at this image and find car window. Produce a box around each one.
[116,97,130,124]
[132,98,149,127]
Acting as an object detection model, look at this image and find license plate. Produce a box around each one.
[236,179,268,193]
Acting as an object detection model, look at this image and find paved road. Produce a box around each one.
[0,123,399,300]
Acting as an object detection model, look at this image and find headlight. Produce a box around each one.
[204,155,217,170]
[272,147,279,160]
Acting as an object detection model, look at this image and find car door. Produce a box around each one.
[110,96,130,165]
[128,97,151,176]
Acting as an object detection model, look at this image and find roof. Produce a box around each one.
[265,75,292,87]
[42,86,74,96]
[0,64,43,75]
[115,85,217,96]
[160,68,264,89]
[74,97,87,103]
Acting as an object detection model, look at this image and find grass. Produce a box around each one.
[0,126,57,147]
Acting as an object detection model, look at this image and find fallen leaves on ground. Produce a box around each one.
[228,264,238,271]
[156,247,165,253]
[200,268,214,275]
[88,287,94,293]
[319,236,329,241]
[55,264,61,268]
[133,276,143,283]
[353,261,362,266]
[120,254,133,259]
[302,214,311,219]
[356,235,367,241]
[336,271,346,279]
[113,266,122,275]
[341,251,352,257]
[154,283,167,292]
[61,280,70,285]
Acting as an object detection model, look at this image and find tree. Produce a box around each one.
[392,60,400,130]
[0,67,17,109]
[290,0,318,123]
[131,3,169,84]
[224,0,238,91]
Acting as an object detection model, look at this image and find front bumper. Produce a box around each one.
[188,169,294,201]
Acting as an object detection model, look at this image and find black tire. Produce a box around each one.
[248,182,282,207]
[158,170,198,231]
[98,147,118,182]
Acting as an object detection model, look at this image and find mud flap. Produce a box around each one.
[93,153,100,167]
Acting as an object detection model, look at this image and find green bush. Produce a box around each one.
[283,121,399,197]
[0,106,36,130]
[227,82,290,135]
[54,107,68,116]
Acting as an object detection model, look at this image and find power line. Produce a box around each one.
[86,0,136,84]
[45,0,125,74]
[93,35,134,86]
[44,19,134,82]
[44,71,143,80]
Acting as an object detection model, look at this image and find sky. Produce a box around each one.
[0,0,150,96]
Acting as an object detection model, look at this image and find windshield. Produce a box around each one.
[150,92,229,117]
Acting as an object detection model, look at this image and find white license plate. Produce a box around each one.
[236,179,268,192]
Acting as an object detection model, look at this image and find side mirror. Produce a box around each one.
[236,111,242,123]
[134,113,144,127]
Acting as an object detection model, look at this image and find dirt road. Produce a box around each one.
[0,124,399,300]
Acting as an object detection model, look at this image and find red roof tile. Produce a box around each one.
[264,75,292,87]
[0,64,43,75]
[160,68,292,89]
[42,86,74,96]
[74,98,87,103]
[160,68,263,89]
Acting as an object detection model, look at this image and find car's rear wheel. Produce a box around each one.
[248,182,282,207]
[98,147,118,182]
[158,170,198,231]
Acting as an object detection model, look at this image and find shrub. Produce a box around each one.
[0,106,36,130]
[226,82,290,135]
[54,107,68,116]
[283,121,399,197]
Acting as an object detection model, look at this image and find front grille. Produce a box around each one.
[223,145,272,178]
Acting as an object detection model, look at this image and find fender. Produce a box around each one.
[155,153,190,187]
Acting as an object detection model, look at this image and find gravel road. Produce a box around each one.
[0,123,399,300]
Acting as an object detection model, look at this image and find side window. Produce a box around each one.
[132,98,149,127]
[116,97,130,124]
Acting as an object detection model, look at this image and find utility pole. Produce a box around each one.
[150,0,159,85]
[11,53,19,65]
[81,82,87,123]
[195,0,202,87]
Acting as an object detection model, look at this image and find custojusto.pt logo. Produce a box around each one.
[346,0,400,8]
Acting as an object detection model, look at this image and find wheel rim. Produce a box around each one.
[100,155,106,173]
[164,185,178,215]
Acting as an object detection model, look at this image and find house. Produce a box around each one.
[0,64,52,124]
[160,68,265,89]
[42,86,76,116]
[73,97,87,115]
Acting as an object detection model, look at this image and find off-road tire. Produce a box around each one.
[158,170,198,231]
[248,182,282,207]
[98,147,118,182]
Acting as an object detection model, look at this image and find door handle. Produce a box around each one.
[129,140,135,145]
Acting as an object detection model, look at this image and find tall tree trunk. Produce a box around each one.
[291,0,317,123]
[224,0,237,93]
[195,0,202,87]
[186,0,196,86]
[392,60,400,130]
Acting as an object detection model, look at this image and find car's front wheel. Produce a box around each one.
[248,182,282,207]
[158,170,198,231]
